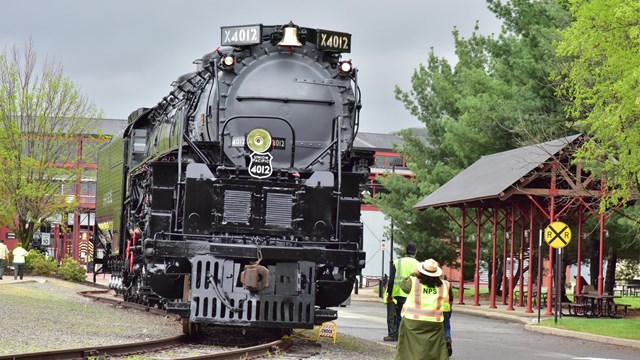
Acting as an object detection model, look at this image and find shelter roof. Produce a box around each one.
[353,132,403,151]
[414,134,583,210]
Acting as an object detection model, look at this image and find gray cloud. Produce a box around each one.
[1,0,501,133]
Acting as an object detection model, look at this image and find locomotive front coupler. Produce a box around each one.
[239,263,270,292]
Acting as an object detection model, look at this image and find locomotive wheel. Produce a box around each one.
[182,319,202,337]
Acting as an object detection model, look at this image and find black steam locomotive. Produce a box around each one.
[95,22,373,333]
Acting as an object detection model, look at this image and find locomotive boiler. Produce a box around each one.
[95,22,373,333]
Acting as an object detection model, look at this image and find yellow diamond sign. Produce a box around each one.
[544,221,572,249]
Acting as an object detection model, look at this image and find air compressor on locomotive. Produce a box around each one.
[95,22,373,333]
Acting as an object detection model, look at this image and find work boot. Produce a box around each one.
[446,338,452,356]
[383,335,397,342]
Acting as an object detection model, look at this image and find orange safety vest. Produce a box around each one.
[401,277,450,322]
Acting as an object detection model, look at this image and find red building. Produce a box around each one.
[0,118,128,263]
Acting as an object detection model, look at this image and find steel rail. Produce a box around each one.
[172,337,291,360]
[0,290,291,360]
[0,335,187,360]
[78,290,170,316]
[0,336,291,360]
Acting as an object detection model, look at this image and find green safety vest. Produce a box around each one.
[391,257,419,298]
[401,277,450,322]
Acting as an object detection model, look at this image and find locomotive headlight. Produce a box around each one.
[338,60,353,75]
[223,54,235,67]
[246,128,272,153]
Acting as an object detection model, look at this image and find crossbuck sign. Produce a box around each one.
[544,221,572,249]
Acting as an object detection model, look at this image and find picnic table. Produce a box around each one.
[564,293,628,318]
[626,283,640,296]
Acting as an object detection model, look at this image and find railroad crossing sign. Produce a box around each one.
[544,221,572,249]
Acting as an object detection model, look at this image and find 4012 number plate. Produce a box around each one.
[317,29,351,52]
[221,25,262,46]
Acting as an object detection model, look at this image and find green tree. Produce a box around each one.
[372,0,574,268]
[0,40,101,248]
[555,0,640,209]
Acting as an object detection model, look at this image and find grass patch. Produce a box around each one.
[539,317,640,340]
[453,286,489,297]
[614,296,640,309]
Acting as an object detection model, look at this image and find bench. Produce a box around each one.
[608,303,631,318]
[561,302,589,316]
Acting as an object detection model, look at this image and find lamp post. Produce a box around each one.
[380,238,386,298]
[389,164,396,290]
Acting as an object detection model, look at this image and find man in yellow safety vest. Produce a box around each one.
[384,242,418,341]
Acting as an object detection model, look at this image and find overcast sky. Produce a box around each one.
[1,0,502,134]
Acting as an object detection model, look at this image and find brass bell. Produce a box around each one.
[277,22,302,48]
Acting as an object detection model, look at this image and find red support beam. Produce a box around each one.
[507,206,515,311]
[598,211,605,295]
[458,209,466,305]
[576,208,583,297]
[518,212,525,308]
[525,202,534,313]
[490,208,498,309]
[473,208,482,307]
[545,166,556,316]
[501,209,508,305]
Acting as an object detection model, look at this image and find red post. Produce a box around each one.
[525,202,534,313]
[490,208,497,309]
[458,209,466,305]
[501,211,508,305]
[576,209,583,296]
[507,206,515,311]
[546,166,556,316]
[473,208,482,307]
[598,212,605,295]
[518,220,525,308]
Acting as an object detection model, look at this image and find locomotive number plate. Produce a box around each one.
[221,25,262,46]
[248,152,273,179]
[231,136,286,150]
[317,29,351,53]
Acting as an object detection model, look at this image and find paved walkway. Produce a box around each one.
[351,286,640,349]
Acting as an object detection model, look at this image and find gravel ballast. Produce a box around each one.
[0,277,396,359]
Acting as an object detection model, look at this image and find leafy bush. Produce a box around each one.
[58,257,86,282]
[25,249,58,276]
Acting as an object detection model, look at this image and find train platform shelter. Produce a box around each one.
[413,134,622,316]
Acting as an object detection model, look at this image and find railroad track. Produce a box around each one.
[0,336,291,360]
[78,289,170,316]
[0,289,293,360]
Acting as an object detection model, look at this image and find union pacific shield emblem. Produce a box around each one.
[248,152,273,179]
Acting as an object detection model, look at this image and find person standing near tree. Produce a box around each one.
[12,244,28,280]
[396,259,450,360]
[0,239,8,280]
[384,242,419,341]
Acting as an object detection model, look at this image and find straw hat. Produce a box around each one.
[416,259,442,277]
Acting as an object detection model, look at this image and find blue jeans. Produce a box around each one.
[394,297,407,330]
[0,258,5,278]
[444,311,452,340]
